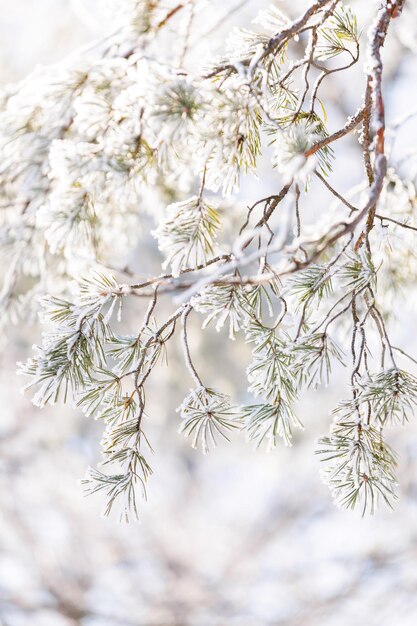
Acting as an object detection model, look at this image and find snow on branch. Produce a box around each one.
[3,0,416,518]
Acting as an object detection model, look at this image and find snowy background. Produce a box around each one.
[1,1,417,625]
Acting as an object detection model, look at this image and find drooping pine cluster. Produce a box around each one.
[1,0,416,519]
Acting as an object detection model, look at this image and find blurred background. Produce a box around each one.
[1,1,417,625]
